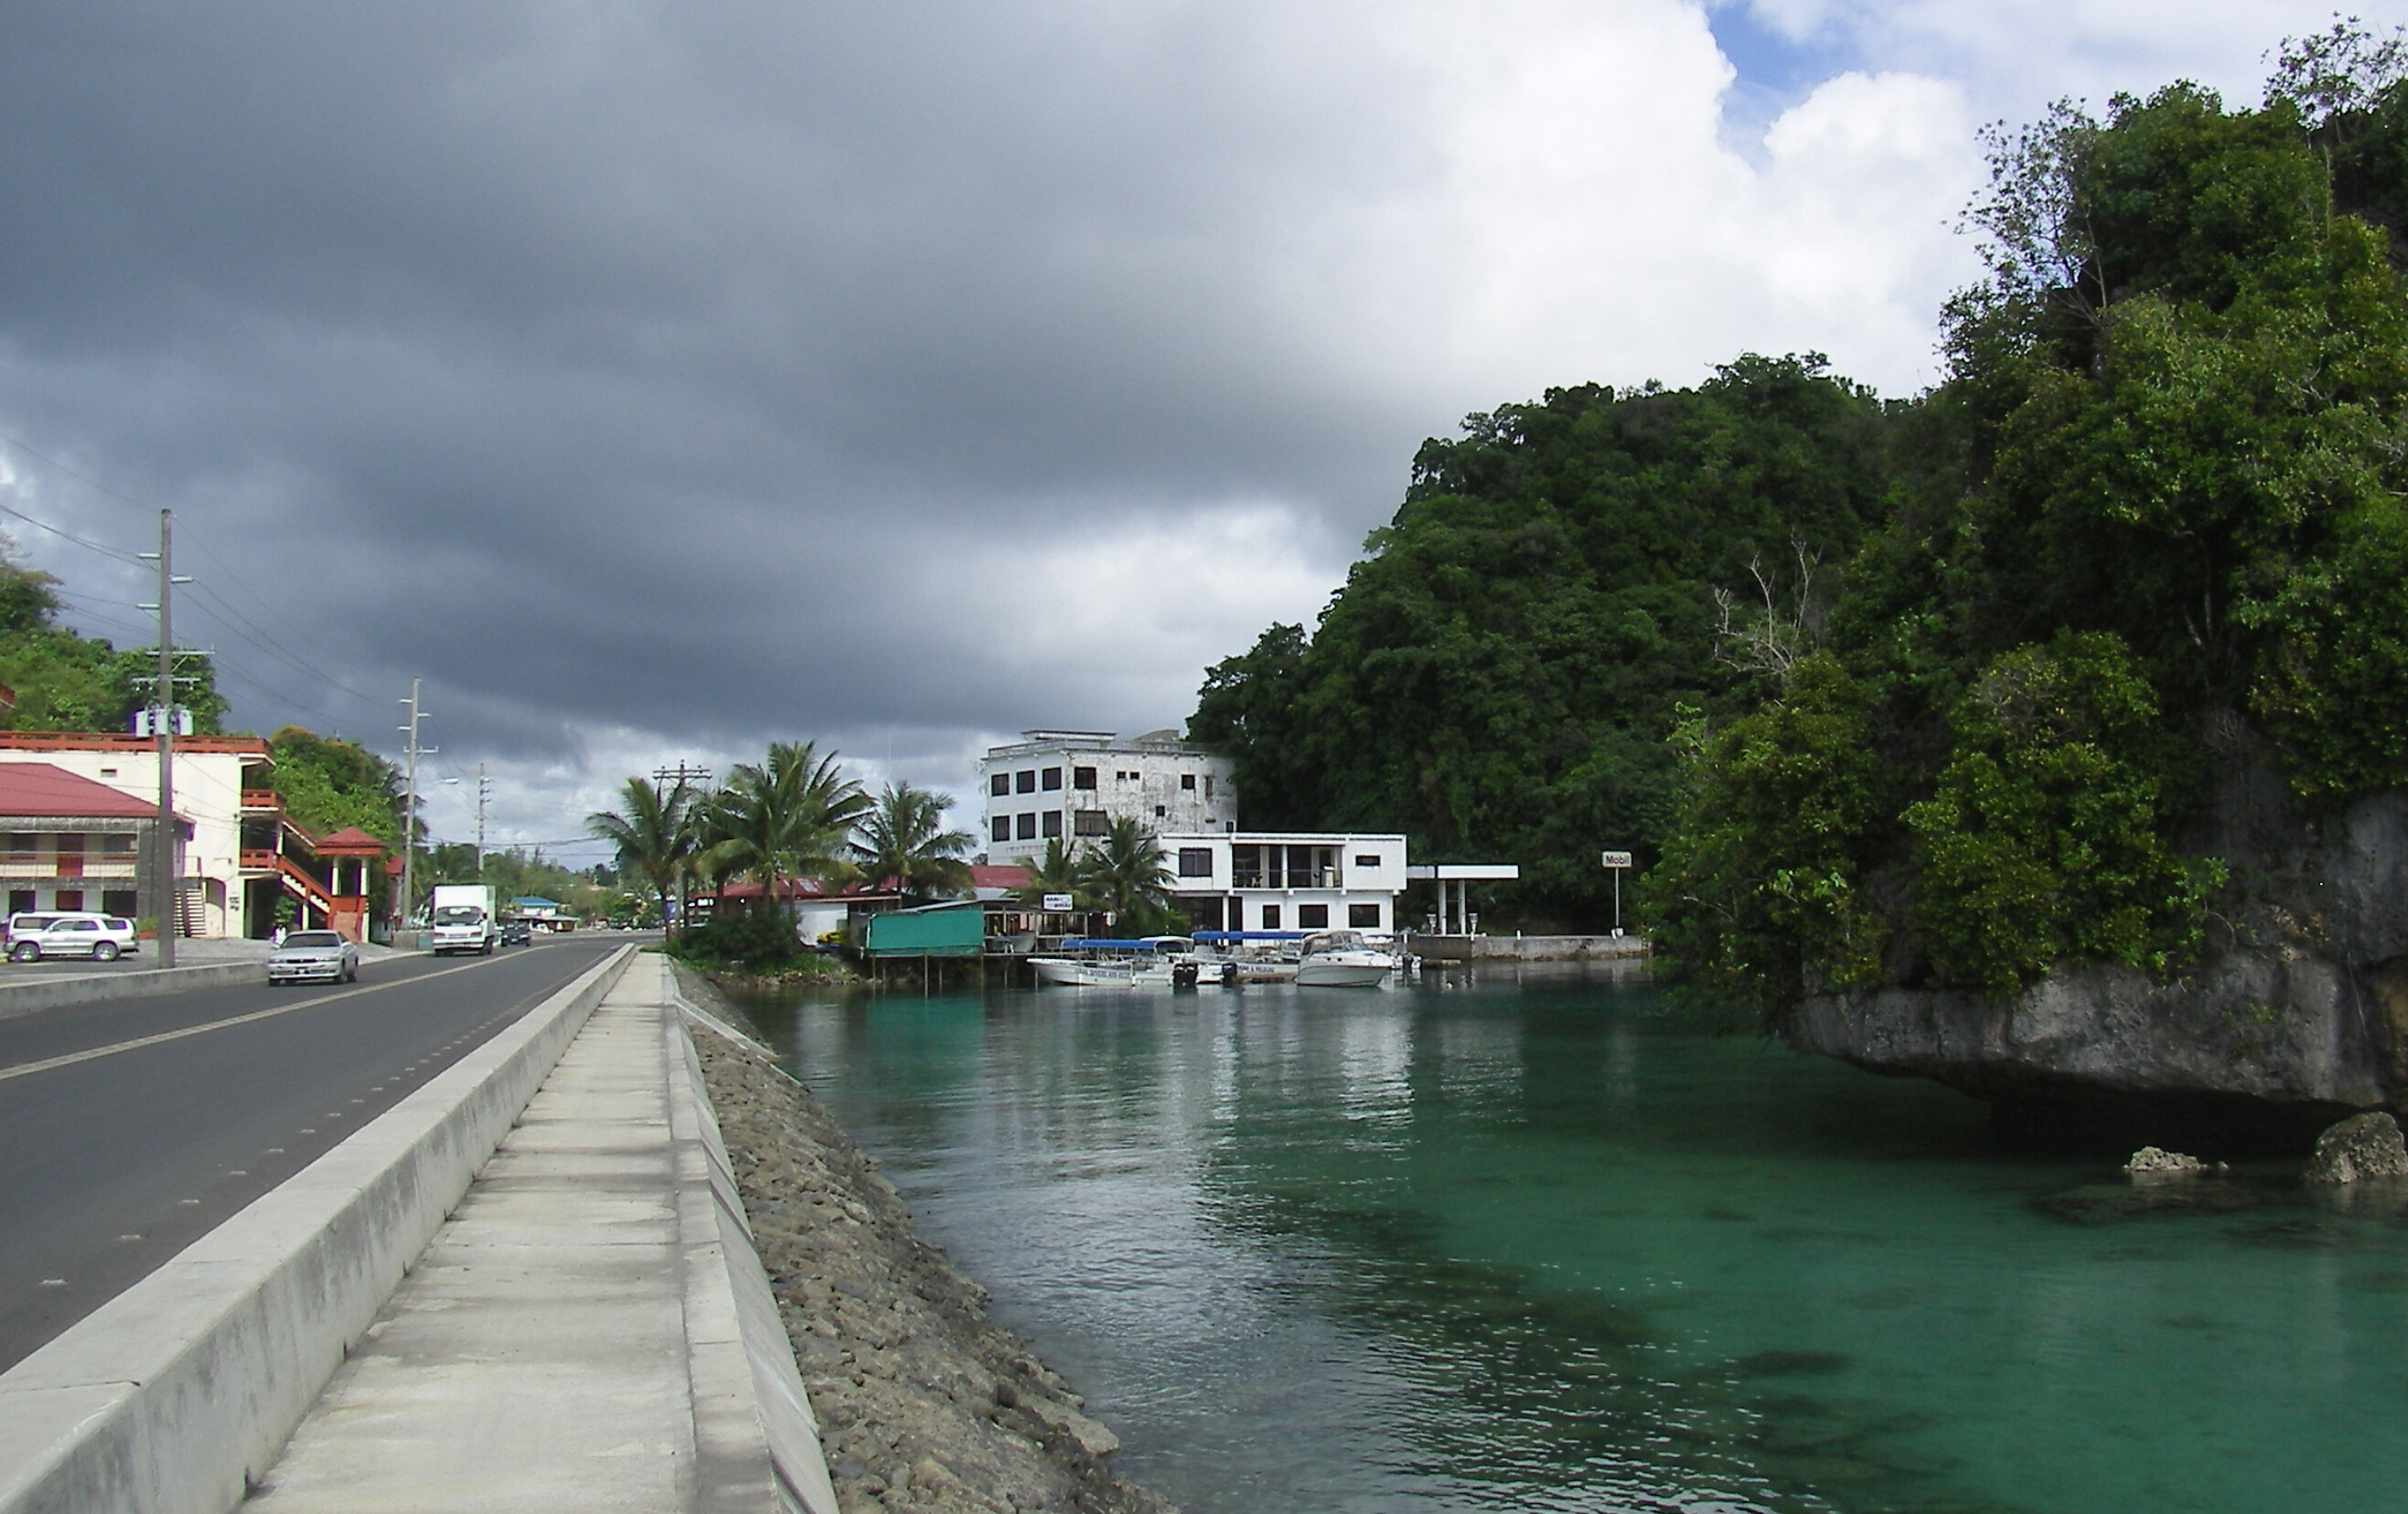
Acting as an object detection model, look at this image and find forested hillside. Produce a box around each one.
[1195,29,2408,986]
[0,552,226,733]
[1191,356,1898,925]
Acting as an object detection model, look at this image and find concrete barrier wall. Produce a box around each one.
[1414,933,1652,962]
[0,962,263,1023]
[667,1002,841,1514]
[0,944,638,1514]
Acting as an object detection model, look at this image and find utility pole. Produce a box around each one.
[476,762,492,876]
[397,681,435,943]
[651,762,711,933]
[136,510,191,968]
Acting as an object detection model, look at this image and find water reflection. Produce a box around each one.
[732,966,2408,1514]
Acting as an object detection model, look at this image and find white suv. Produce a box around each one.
[7,912,141,963]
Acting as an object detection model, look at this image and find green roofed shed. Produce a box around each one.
[863,901,983,958]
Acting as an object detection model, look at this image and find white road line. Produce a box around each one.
[0,958,498,1084]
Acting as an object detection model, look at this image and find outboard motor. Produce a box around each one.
[1218,960,1239,986]
[1172,960,1201,989]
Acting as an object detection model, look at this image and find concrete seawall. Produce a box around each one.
[0,946,637,1514]
[1414,933,1651,963]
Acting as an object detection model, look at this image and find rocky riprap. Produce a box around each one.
[678,978,1181,1514]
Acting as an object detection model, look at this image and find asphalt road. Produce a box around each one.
[0,935,630,1372]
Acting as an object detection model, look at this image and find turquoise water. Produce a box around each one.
[729,966,2408,1514]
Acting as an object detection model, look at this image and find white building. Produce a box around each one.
[1158,830,1409,935]
[0,732,273,938]
[978,730,1235,865]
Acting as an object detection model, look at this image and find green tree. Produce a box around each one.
[1904,634,2221,997]
[1077,817,1173,929]
[1643,656,1889,1022]
[1190,355,1898,928]
[851,782,974,901]
[587,777,699,934]
[695,741,867,931]
[1011,837,1092,910]
[0,548,228,735]
[270,728,408,843]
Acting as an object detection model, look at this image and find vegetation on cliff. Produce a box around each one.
[1194,26,2408,1006]
[0,549,226,734]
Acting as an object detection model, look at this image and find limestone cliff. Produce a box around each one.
[1782,762,2408,1152]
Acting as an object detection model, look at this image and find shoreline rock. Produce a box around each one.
[677,967,1180,1514]
[2306,1111,2408,1184]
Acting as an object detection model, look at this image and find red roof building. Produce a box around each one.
[0,762,187,921]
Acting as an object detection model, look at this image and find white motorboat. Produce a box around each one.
[1293,930,1398,986]
[1028,936,1194,987]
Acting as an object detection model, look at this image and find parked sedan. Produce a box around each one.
[266,930,360,985]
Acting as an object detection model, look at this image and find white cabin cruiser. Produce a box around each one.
[1293,930,1400,986]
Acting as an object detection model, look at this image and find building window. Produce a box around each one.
[1043,767,1063,791]
[103,835,137,854]
[1349,903,1382,928]
[1298,904,1330,929]
[1260,903,1281,930]
[1015,813,1037,840]
[1180,773,1195,790]
[1177,848,1213,878]
[1154,805,1166,818]
[991,816,1011,843]
[103,890,139,917]
[1074,810,1109,837]
[1204,776,1214,798]
[55,890,83,912]
[1042,811,1063,838]
[1016,770,1037,794]
[2,834,35,863]
[1231,846,1263,889]
[1354,854,1380,869]
[1074,767,1097,790]
[990,773,1011,797]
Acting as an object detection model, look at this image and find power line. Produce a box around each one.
[0,497,146,567]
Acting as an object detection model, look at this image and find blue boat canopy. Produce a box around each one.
[1194,931,1307,942]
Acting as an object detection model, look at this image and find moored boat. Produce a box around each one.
[1028,936,1197,986]
[1293,929,1400,986]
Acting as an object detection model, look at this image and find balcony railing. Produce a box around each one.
[240,790,281,810]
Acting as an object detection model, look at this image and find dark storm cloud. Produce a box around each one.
[0,1,1432,756]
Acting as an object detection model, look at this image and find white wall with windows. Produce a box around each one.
[1157,830,1408,935]
[977,729,1236,865]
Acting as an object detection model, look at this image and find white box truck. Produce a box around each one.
[429,884,498,955]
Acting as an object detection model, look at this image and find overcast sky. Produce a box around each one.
[0,0,2359,859]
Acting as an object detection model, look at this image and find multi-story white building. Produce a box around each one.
[1157,830,1409,935]
[978,730,1235,865]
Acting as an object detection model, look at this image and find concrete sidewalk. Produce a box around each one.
[241,956,835,1513]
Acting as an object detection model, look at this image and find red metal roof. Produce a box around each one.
[971,864,1032,889]
[314,826,387,854]
[0,762,172,819]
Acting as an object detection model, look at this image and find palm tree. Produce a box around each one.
[585,776,695,935]
[851,782,975,901]
[695,741,868,930]
[1079,816,1172,926]
[1011,836,1089,911]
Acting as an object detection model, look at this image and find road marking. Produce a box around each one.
[0,958,498,1083]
